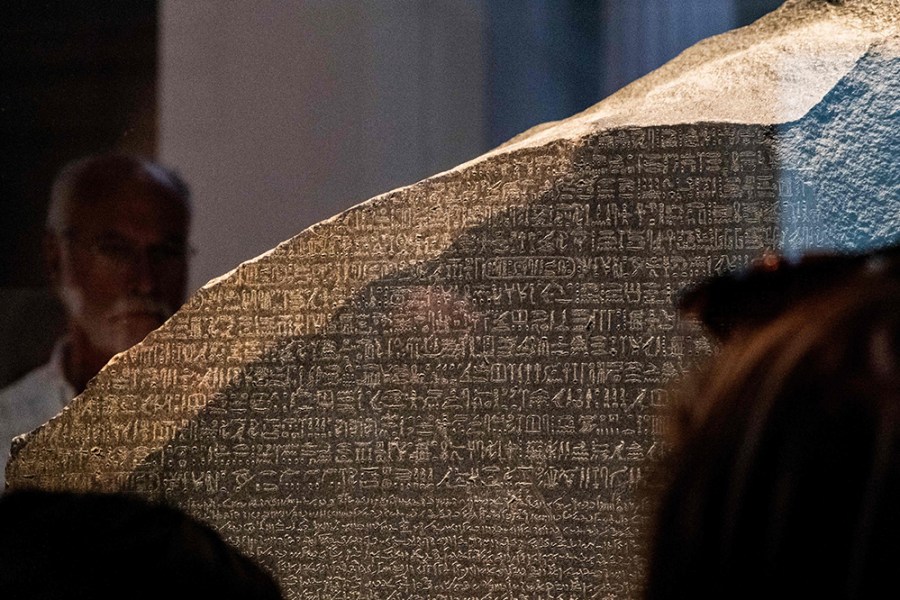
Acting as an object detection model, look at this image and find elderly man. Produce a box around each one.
[0,154,192,481]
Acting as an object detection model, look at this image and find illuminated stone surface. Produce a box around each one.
[9,2,900,598]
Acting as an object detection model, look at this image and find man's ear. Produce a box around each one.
[43,231,62,287]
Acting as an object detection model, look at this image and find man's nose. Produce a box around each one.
[129,250,159,295]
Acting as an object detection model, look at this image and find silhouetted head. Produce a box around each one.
[677,243,900,342]
[646,273,900,599]
[0,489,282,600]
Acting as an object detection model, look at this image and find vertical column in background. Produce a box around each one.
[601,0,737,98]
[484,0,747,149]
[485,0,606,148]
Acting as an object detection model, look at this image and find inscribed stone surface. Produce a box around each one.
[8,2,900,599]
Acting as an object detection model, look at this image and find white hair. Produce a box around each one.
[46,154,191,234]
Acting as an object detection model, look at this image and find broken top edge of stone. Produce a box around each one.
[185,0,900,301]
[492,0,897,157]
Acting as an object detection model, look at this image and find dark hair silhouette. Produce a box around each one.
[677,243,900,341]
[0,489,282,600]
[646,274,900,599]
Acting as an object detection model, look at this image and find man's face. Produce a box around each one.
[49,181,190,359]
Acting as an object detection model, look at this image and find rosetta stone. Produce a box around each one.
[9,2,900,599]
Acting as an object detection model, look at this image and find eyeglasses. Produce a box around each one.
[61,230,194,274]
[677,243,900,341]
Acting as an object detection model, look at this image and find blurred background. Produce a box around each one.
[0,0,781,387]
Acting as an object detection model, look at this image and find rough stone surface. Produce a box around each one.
[8,2,900,599]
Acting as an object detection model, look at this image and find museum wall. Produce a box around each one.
[159,1,488,294]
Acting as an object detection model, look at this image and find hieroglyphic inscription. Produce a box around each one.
[8,112,871,599]
[101,123,812,600]
[8,115,844,599]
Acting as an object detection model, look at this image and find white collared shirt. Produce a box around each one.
[0,339,75,487]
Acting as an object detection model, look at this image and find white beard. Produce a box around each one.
[60,286,174,357]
